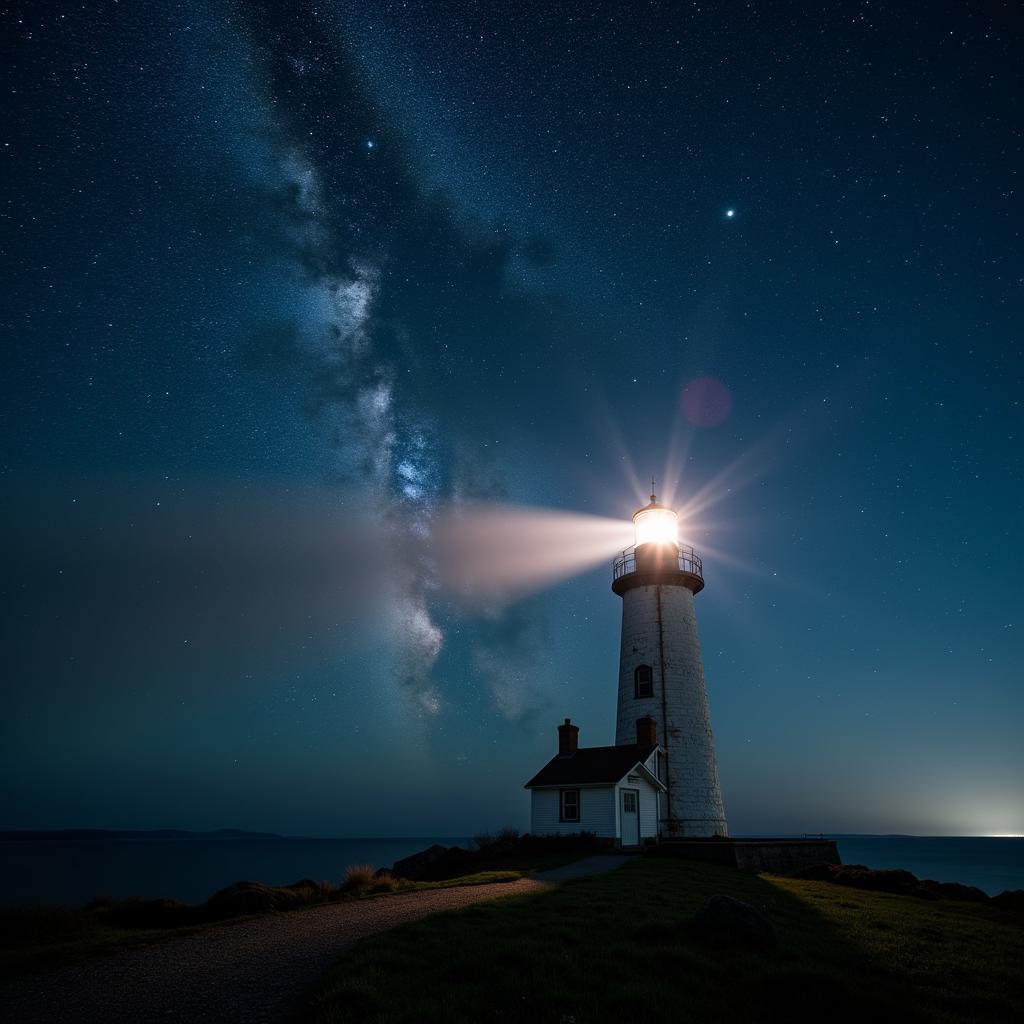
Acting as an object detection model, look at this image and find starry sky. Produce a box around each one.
[3,1,1021,837]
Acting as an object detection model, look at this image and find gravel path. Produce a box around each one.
[0,879,545,1024]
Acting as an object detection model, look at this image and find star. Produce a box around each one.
[725,208,736,219]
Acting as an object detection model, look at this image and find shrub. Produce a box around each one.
[95,897,197,929]
[369,871,399,894]
[472,827,521,856]
[285,879,338,904]
[518,830,600,854]
[0,903,94,949]
[341,864,378,892]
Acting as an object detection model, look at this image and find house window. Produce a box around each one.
[634,664,653,699]
[560,789,580,822]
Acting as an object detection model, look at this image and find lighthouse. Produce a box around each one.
[611,494,728,837]
[526,492,839,864]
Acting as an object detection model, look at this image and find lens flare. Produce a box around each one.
[681,377,732,428]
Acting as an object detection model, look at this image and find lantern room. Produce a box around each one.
[632,495,678,548]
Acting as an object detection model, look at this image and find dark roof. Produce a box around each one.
[524,743,657,788]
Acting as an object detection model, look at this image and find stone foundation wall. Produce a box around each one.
[652,838,841,875]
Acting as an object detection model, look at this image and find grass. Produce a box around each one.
[341,865,379,892]
[298,857,1024,1024]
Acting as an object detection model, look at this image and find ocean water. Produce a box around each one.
[832,835,1024,896]
[0,837,469,906]
[0,834,1020,906]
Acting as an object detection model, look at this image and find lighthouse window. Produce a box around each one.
[634,665,654,699]
[559,789,580,822]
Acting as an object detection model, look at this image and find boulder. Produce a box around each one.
[694,895,777,951]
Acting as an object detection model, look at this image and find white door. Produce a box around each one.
[621,789,640,846]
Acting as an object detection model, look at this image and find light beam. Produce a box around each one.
[432,503,633,603]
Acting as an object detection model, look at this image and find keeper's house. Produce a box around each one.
[524,717,665,848]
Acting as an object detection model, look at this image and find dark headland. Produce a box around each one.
[0,829,285,842]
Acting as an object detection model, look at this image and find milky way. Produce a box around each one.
[3,1,1021,836]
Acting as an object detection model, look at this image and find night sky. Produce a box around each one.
[3,2,1021,838]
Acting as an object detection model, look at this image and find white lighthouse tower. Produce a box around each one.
[611,493,728,837]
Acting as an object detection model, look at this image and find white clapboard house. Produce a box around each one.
[524,717,665,847]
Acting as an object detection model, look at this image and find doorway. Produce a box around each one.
[620,789,640,846]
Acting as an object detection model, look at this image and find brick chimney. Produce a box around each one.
[636,715,657,746]
[557,718,579,756]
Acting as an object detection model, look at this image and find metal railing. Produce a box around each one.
[612,544,703,581]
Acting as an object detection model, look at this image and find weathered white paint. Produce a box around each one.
[529,786,617,837]
[615,581,728,836]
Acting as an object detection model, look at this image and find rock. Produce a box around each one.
[833,866,919,894]
[392,844,450,880]
[797,863,922,896]
[203,880,301,918]
[992,889,1024,913]
[794,862,1000,906]
[918,879,990,904]
[392,844,474,881]
[428,846,474,880]
[694,895,777,951]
